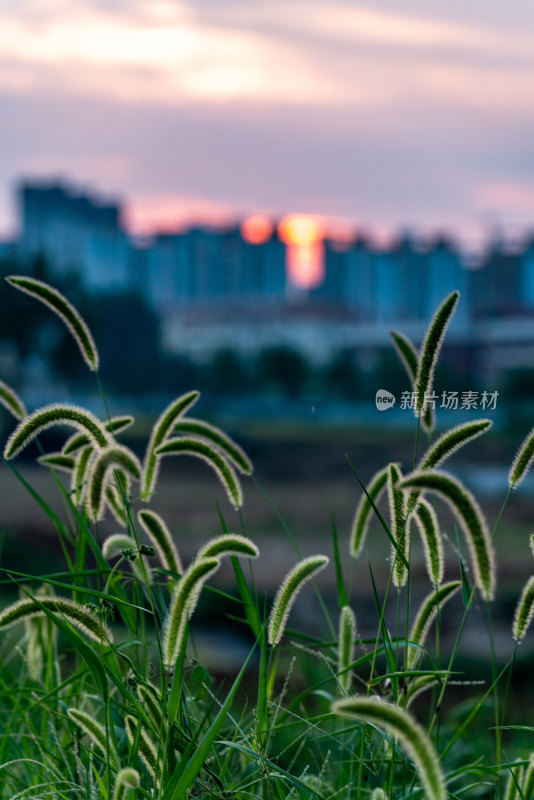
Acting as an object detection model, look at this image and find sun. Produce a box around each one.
[278,214,325,288]
[241,215,274,244]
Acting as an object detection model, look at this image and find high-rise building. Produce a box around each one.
[17,181,130,293]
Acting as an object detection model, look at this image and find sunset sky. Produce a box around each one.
[2,0,534,248]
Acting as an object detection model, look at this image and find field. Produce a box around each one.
[1,281,534,799]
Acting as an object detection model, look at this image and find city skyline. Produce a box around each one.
[1,1,534,252]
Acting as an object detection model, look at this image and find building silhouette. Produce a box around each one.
[7,177,534,383]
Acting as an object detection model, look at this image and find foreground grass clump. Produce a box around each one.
[0,276,532,798]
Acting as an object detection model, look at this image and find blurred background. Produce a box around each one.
[1,0,534,701]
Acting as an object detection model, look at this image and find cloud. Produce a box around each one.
[2,0,534,115]
[0,1,358,105]
[1,0,534,246]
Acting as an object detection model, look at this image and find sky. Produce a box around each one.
[2,0,534,249]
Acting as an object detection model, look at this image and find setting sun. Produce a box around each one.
[241,215,274,244]
[278,214,324,288]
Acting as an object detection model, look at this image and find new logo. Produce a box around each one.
[375,389,396,411]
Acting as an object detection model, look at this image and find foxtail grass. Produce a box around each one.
[390,329,434,432]
[113,768,140,800]
[337,605,356,693]
[155,436,243,508]
[0,596,113,643]
[332,697,446,800]
[162,557,220,667]
[512,575,534,643]
[6,275,99,370]
[4,403,110,459]
[399,469,495,601]
[388,463,408,588]
[350,465,390,557]
[63,415,134,455]
[140,390,200,499]
[86,444,141,521]
[67,708,119,770]
[413,498,443,588]
[509,426,534,489]
[125,715,160,780]
[267,555,329,646]
[414,290,459,417]
[171,417,253,474]
[138,509,183,579]
[0,378,26,420]
[0,279,530,800]
[406,581,461,670]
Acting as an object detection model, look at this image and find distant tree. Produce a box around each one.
[256,346,310,398]
[162,354,200,394]
[90,292,165,395]
[0,255,192,396]
[204,349,251,395]
[499,367,534,430]
[0,253,52,358]
[364,351,411,398]
[501,367,534,402]
[324,350,361,399]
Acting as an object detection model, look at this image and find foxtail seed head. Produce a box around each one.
[102,534,153,584]
[105,482,130,527]
[503,764,523,800]
[390,330,434,432]
[399,469,495,602]
[71,445,94,507]
[370,791,387,800]
[406,419,492,517]
[268,555,329,647]
[37,453,75,473]
[138,510,183,579]
[388,463,408,588]
[63,415,134,455]
[332,698,446,800]
[414,291,459,415]
[349,465,391,558]
[162,557,220,667]
[137,682,164,732]
[522,754,534,800]
[86,444,141,522]
[6,275,99,370]
[197,533,259,561]
[0,379,26,420]
[172,417,253,474]
[155,437,243,508]
[512,575,534,643]
[4,403,110,460]
[141,391,200,499]
[186,534,258,621]
[419,420,492,472]
[509,426,534,489]
[67,708,119,770]
[413,499,443,588]
[125,715,160,779]
[407,581,461,670]
[113,768,140,800]
[0,596,113,643]
[338,605,356,693]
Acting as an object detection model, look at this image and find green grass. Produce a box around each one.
[0,278,532,798]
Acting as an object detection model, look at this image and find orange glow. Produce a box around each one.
[286,242,324,288]
[278,214,325,288]
[123,194,237,235]
[241,214,273,244]
[278,214,323,246]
